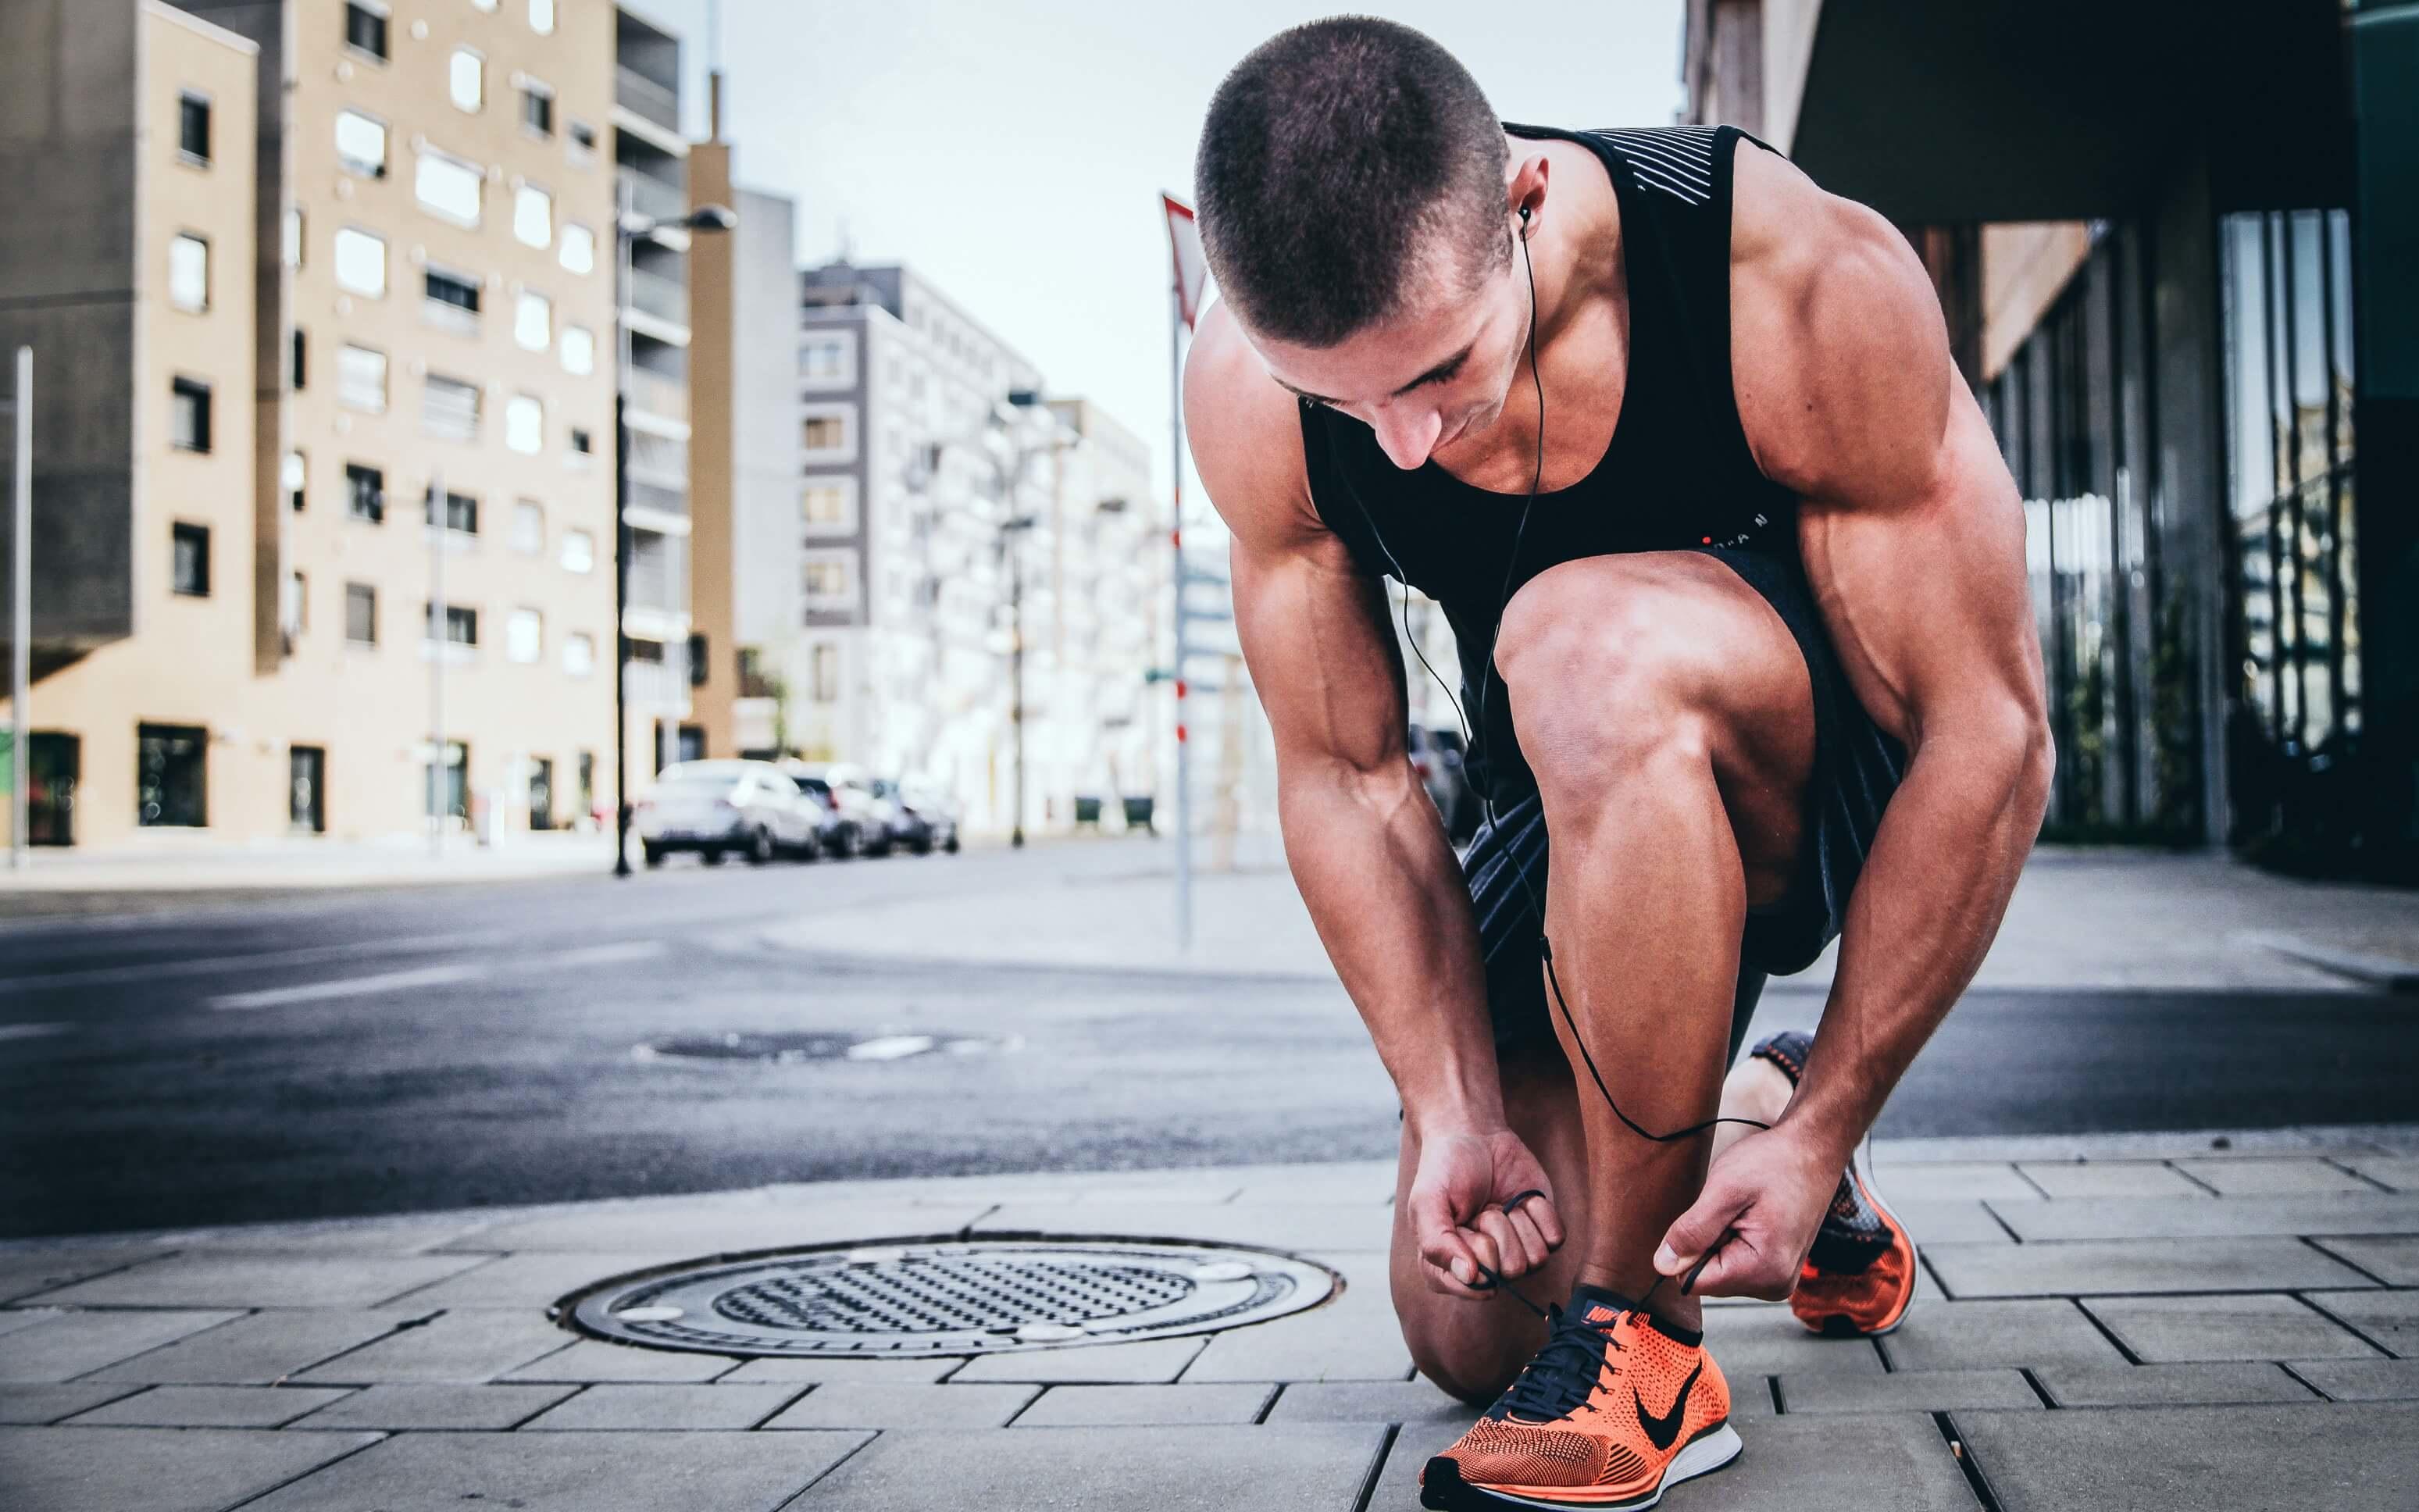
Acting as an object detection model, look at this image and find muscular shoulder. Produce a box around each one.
[1183,299,1328,554]
[1727,143,1955,510]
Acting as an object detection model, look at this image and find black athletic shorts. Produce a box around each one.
[1461,544,1908,1064]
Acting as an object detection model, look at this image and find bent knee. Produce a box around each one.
[1409,1339,1523,1407]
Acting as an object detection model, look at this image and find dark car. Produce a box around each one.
[1408,726,1478,843]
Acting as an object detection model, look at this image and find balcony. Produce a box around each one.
[618,167,687,226]
[626,477,688,519]
[615,65,679,133]
[624,266,687,326]
[626,431,687,486]
[623,368,687,430]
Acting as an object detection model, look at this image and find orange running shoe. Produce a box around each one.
[1748,1031,1920,1337]
[1421,1285,1740,1510]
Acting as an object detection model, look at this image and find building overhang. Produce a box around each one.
[1788,0,2353,223]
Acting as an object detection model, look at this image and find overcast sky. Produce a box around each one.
[628,1,1687,502]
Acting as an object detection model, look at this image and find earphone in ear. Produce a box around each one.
[1518,205,1531,223]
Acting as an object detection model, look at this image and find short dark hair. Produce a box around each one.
[1194,17,1510,348]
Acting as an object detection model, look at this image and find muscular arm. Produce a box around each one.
[1737,148,2056,1164]
[1186,303,1561,1293]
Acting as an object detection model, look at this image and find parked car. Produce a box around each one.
[1408,726,1479,843]
[780,761,890,858]
[890,779,962,854]
[637,760,821,867]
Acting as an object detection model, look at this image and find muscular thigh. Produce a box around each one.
[1497,550,1817,906]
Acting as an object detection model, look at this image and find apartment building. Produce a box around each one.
[0,0,625,847]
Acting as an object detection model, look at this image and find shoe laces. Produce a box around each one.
[1493,1303,1629,1422]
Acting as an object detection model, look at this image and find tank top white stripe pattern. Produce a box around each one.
[1589,125,1720,206]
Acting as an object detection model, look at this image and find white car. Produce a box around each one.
[637,761,821,867]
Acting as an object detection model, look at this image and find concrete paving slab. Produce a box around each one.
[1953,1402,2419,1511]
[1261,1379,1478,1426]
[1775,1368,2041,1414]
[1655,1413,1979,1511]
[0,1425,381,1512]
[2303,1289,2419,1357]
[1012,1382,1275,1425]
[718,1355,965,1385]
[0,1382,147,1424]
[63,1383,354,1427]
[0,1247,166,1305]
[763,1381,1038,1429]
[370,1250,691,1309]
[518,1382,802,1430]
[1180,1292,1412,1383]
[0,1308,55,1339]
[2289,1357,2419,1400]
[282,1382,576,1430]
[949,1336,1206,1383]
[1881,1199,2014,1244]
[2336,1155,2419,1192]
[86,1307,415,1384]
[2084,1293,2385,1362]
[1864,1161,2044,1203]
[1925,1236,2374,1296]
[290,1308,578,1383]
[499,1338,743,1382]
[0,1307,241,1383]
[2171,1157,2378,1196]
[1702,1305,1888,1376]
[2032,1361,2317,1407]
[1991,1190,2419,1242]
[798,1424,1384,1512]
[1876,1299,2131,1371]
[25,1252,485,1310]
[972,1201,1393,1252]
[155,1214,490,1255]
[1367,1418,1470,1512]
[237,1428,872,1512]
[2313,1235,2419,1284]
[2014,1161,2211,1199]
[445,1201,993,1254]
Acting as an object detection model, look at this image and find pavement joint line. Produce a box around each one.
[2275,1360,2335,1402]
[2008,1164,2056,1200]
[221,1424,391,1510]
[771,1425,881,1510]
[745,1385,812,1429]
[2299,1235,2395,1288]
[1980,1202,2027,1243]
[1770,1376,1789,1414]
[1349,1421,1400,1512]
[2070,1296,2145,1365]
[2328,1156,2401,1194]
[2167,1160,2225,1196]
[2017,1366,2058,1410]
[1936,1410,2009,1512]
[1253,1383,1284,1425]
[2289,1288,2400,1356]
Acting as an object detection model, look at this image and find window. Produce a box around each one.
[560,528,594,572]
[801,412,848,454]
[559,324,594,375]
[801,481,853,531]
[569,426,594,458]
[284,570,308,635]
[333,226,386,297]
[514,291,551,350]
[804,555,854,604]
[423,373,481,440]
[291,327,306,390]
[558,223,594,274]
[472,0,497,9]
[169,233,209,312]
[423,265,481,330]
[511,500,544,554]
[334,111,387,177]
[506,608,542,663]
[687,633,708,688]
[171,522,210,596]
[426,602,479,647]
[521,81,554,137]
[801,334,851,384]
[416,151,483,226]
[563,631,594,676]
[426,486,478,535]
[505,394,542,454]
[345,581,378,644]
[568,119,596,162]
[345,462,385,522]
[343,2,387,61]
[178,93,210,164]
[284,451,306,512]
[529,0,555,34]
[170,377,212,452]
[812,644,840,703]
[448,49,482,112]
[338,344,387,413]
[283,207,304,268]
[513,184,552,248]
[137,724,209,828]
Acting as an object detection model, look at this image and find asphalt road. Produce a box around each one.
[2,844,2414,1239]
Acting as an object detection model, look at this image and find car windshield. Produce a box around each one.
[794,777,831,797]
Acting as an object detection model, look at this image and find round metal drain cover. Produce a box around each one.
[633,1032,1008,1064]
[565,1239,1338,1357]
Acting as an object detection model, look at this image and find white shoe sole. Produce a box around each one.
[1437,1422,1743,1510]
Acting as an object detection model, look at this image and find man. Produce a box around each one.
[1183,17,2052,1511]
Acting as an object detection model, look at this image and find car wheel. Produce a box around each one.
[746,827,774,865]
[943,829,960,854]
[830,827,855,860]
[642,843,665,868]
[702,847,726,866]
[908,835,933,856]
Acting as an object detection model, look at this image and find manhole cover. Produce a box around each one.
[564,1239,1338,1357]
[634,1032,1010,1064]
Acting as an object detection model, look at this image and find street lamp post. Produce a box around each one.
[612,197,734,878]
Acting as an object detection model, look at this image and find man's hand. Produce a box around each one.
[1652,1125,1840,1300]
[1407,1126,1565,1300]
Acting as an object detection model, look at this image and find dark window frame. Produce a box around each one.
[171,521,211,597]
[344,462,386,523]
[343,1,389,62]
[136,722,209,829]
[170,376,212,453]
[344,581,379,644]
[177,92,211,165]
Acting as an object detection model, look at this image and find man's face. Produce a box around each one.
[1247,230,1528,473]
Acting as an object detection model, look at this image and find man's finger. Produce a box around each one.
[1654,1180,1748,1277]
[1513,1192,1565,1252]
[1417,1218,1491,1300]
[1502,1205,1551,1273]
[1675,1228,1790,1300]
[1472,1207,1529,1280]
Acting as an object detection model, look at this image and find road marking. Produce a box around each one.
[0,1022,70,1043]
[544,940,668,968]
[0,928,524,997]
[209,963,487,1011]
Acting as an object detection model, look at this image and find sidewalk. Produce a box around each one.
[4,1128,2416,1510]
[0,831,615,908]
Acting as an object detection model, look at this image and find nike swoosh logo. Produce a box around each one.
[1634,1359,1702,1452]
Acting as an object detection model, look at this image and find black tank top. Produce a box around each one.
[1300,122,1796,804]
